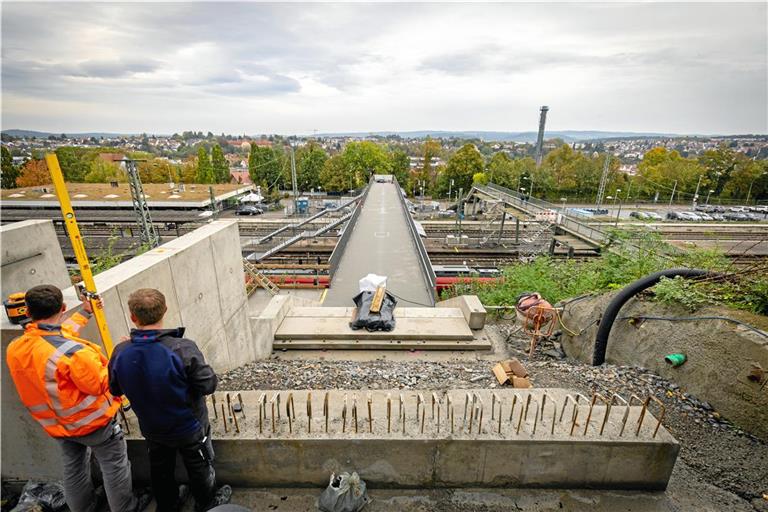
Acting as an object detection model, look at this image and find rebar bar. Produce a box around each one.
[222,403,228,433]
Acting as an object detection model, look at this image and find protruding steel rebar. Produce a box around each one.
[450,404,455,434]
[492,393,500,420]
[420,405,426,434]
[431,393,437,419]
[463,393,471,426]
[258,393,265,434]
[352,395,358,434]
[276,394,281,420]
[232,407,240,433]
[531,399,540,435]
[610,393,630,436]
[237,392,245,418]
[629,394,649,437]
[417,394,424,424]
[324,392,330,434]
[648,396,666,438]
[548,397,558,435]
[221,403,228,433]
[226,393,232,422]
[367,394,373,433]
[212,394,218,419]
[584,393,605,436]
[541,392,547,421]
[286,393,293,434]
[508,395,518,423]
[476,397,484,435]
[342,394,348,433]
[307,392,312,434]
[387,394,392,434]
[516,401,525,434]
[270,396,276,433]
[524,393,532,422]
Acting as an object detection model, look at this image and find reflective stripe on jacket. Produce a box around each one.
[6,313,120,438]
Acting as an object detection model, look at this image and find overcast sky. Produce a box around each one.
[2,2,766,135]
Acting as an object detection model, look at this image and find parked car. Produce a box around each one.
[710,213,725,221]
[645,212,664,221]
[666,211,681,220]
[729,206,749,213]
[629,211,650,220]
[696,212,714,221]
[236,205,264,216]
[677,212,699,221]
[724,212,749,221]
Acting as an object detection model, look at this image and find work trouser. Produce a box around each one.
[57,418,138,512]
[146,425,216,512]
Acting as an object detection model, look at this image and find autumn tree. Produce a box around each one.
[1,146,20,188]
[85,159,124,183]
[341,141,392,186]
[637,147,706,202]
[16,159,50,187]
[439,143,484,195]
[485,152,515,188]
[248,145,283,191]
[319,154,356,193]
[295,142,328,192]
[210,144,229,183]
[389,148,411,189]
[699,145,738,195]
[196,146,214,183]
[138,159,179,184]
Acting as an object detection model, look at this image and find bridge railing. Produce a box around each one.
[328,179,372,280]
[394,176,437,297]
[483,183,610,246]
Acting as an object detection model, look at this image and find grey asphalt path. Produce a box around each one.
[323,181,434,307]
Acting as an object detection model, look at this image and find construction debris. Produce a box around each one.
[493,358,532,387]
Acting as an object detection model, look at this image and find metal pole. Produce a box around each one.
[515,218,520,243]
[290,143,298,215]
[457,187,463,239]
[668,180,677,208]
[706,190,713,205]
[692,175,703,208]
[497,211,506,244]
[209,186,218,219]
[615,199,623,227]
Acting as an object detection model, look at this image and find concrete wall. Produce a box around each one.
[1,219,70,298]
[1,220,255,481]
[560,293,768,439]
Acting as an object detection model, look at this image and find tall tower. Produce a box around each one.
[123,159,160,248]
[534,105,549,167]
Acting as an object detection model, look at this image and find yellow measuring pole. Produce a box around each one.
[45,153,115,355]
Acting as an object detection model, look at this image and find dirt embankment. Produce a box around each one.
[558,293,768,439]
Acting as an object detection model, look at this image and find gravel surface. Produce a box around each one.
[219,323,768,511]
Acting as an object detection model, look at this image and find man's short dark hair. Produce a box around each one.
[128,288,167,326]
[25,285,64,321]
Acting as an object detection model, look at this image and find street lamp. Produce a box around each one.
[705,189,715,205]
[560,197,567,217]
[746,172,767,204]
[448,179,454,201]
[615,197,624,227]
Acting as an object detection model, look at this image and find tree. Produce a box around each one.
[54,147,92,182]
[319,155,356,193]
[1,145,20,188]
[295,142,328,192]
[699,145,738,194]
[210,144,229,183]
[248,145,283,191]
[723,158,766,200]
[389,148,411,188]
[16,159,50,187]
[472,172,488,186]
[85,159,124,183]
[485,152,515,188]
[440,143,484,195]
[637,147,707,202]
[196,147,214,183]
[341,141,392,186]
[138,159,179,184]
[414,138,441,192]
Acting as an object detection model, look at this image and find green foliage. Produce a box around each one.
[1,145,20,188]
[440,143,484,195]
[341,141,392,185]
[636,147,707,201]
[248,145,283,190]
[85,159,124,183]
[472,172,488,185]
[390,148,411,187]
[196,146,214,183]
[295,142,328,191]
[210,144,229,183]
[451,229,767,316]
[319,155,355,193]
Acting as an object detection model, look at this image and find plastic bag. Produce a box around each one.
[349,291,396,332]
[358,274,387,293]
[10,481,66,512]
[318,472,370,512]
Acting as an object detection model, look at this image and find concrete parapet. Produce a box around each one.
[437,295,487,329]
[1,219,70,298]
[122,388,679,490]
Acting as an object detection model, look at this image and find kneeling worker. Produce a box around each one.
[108,288,232,512]
[6,284,149,512]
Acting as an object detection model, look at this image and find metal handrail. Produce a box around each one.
[393,176,437,297]
[328,180,372,279]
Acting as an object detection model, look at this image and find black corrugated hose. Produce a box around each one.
[592,268,710,366]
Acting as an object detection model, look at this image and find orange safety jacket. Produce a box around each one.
[6,312,121,438]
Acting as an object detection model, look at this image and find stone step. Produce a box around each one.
[275,316,474,341]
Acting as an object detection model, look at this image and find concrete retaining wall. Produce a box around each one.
[560,293,768,439]
[1,219,70,298]
[1,220,254,481]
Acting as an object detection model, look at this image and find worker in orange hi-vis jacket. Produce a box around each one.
[6,284,151,512]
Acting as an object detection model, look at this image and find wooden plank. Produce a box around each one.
[369,286,386,313]
[275,317,474,341]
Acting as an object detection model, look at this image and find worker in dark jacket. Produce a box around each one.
[108,288,231,512]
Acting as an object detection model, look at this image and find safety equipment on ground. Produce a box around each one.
[6,316,120,438]
[350,291,396,332]
[10,480,67,512]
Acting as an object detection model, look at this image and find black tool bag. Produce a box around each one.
[349,291,397,332]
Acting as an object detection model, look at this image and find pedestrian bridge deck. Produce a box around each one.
[323,180,434,307]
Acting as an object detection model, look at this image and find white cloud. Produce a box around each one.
[1,2,766,134]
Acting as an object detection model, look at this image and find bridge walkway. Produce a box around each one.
[323,180,434,307]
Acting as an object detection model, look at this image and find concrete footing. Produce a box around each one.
[123,388,679,490]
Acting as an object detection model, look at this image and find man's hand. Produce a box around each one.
[80,294,102,314]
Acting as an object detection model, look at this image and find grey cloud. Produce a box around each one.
[72,59,162,78]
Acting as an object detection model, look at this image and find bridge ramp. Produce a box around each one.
[324,181,434,307]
